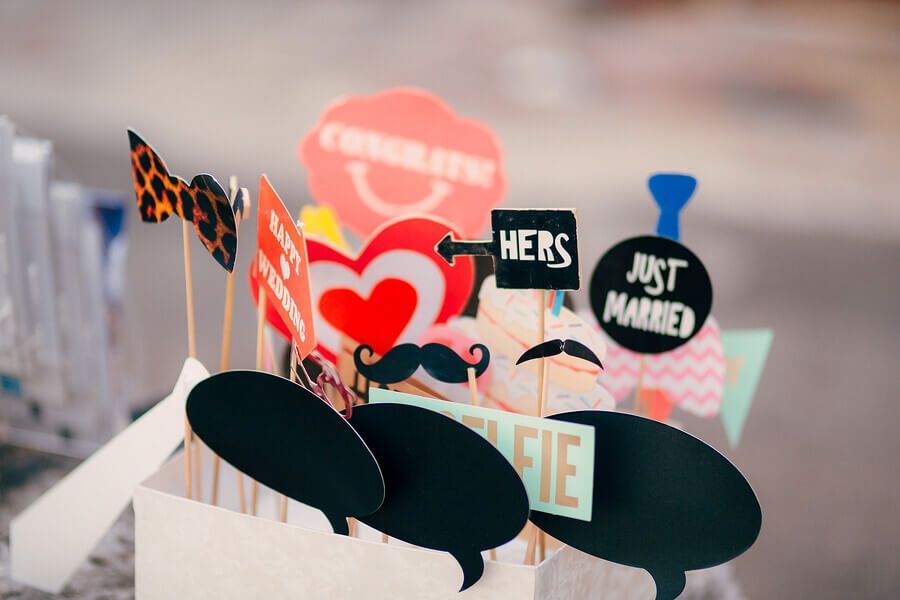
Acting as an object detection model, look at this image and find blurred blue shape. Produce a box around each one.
[648,173,696,241]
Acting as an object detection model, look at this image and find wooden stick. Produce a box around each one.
[635,354,646,416]
[182,220,198,359]
[537,360,549,562]
[210,269,234,507]
[535,291,546,418]
[256,289,267,371]
[467,367,479,406]
[251,288,267,516]
[467,367,497,561]
[278,494,288,523]
[523,523,538,565]
[250,480,259,517]
[181,220,196,500]
[237,471,247,514]
[276,347,299,523]
[210,176,245,508]
[211,268,239,508]
[219,273,236,370]
[525,292,548,565]
[381,533,389,544]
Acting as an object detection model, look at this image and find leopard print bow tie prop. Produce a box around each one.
[128,129,238,272]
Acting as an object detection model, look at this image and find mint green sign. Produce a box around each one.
[721,329,773,447]
[369,388,595,521]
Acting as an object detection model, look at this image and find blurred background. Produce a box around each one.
[1,0,898,598]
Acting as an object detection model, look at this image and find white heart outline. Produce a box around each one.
[280,253,291,280]
[310,250,445,355]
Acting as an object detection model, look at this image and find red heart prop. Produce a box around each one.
[319,279,417,356]
[249,216,475,361]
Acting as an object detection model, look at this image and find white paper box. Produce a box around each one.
[135,454,655,599]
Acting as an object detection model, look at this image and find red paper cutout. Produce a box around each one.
[255,175,317,358]
[643,388,676,423]
[250,216,475,361]
[298,88,505,239]
[249,258,293,341]
[319,279,418,356]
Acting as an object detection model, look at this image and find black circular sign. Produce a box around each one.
[589,235,712,354]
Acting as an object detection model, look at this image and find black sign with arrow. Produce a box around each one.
[436,208,580,290]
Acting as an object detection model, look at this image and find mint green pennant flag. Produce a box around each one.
[721,329,773,447]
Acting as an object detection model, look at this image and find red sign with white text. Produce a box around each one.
[299,88,505,239]
[256,175,317,358]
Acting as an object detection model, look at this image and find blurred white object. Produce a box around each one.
[11,358,208,594]
[0,118,130,456]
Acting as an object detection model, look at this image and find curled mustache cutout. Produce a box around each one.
[354,342,490,385]
[516,339,604,369]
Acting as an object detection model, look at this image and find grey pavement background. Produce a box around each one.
[1,1,899,598]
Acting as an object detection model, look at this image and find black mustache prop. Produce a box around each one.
[354,342,490,385]
[516,338,604,369]
[530,410,761,600]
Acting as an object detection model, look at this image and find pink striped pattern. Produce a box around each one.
[582,311,725,418]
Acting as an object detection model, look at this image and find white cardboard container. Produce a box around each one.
[134,453,654,599]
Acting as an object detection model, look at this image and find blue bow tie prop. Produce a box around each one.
[648,173,696,242]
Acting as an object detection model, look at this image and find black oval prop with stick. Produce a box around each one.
[530,410,761,600]
[186,370,384,534]
[348,402,529,592]
[589,235,712,354]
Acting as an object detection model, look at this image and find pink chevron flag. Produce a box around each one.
[588,312,726,418]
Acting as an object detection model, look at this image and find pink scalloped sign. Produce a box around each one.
[298,88,505,239]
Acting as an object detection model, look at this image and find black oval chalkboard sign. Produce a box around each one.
[186,370,384,534]
[589,235,712,354]
[530,410,761,600]
[348,402,529,592]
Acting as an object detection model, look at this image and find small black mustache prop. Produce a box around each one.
[516,339,604,369]
[354,342,490,386]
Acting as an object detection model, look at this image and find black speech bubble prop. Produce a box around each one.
[529,410,761,600]
[589,235,712,354]
[348,402,529,591]
[186,370,384,534]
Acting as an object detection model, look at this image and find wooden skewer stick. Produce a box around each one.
[524,292,549,565]
[634,354,646,416]
[523,360,551,566]
[211,176,244,509]
[537,359,549,562]
[250,288,267,516]
[535,291,546,418]
[209,268,235,507]
[467,367,479,406]
[181,220,196,500]
[276,347,299,523]
[278,494,288,523]
[468,367,498,562]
